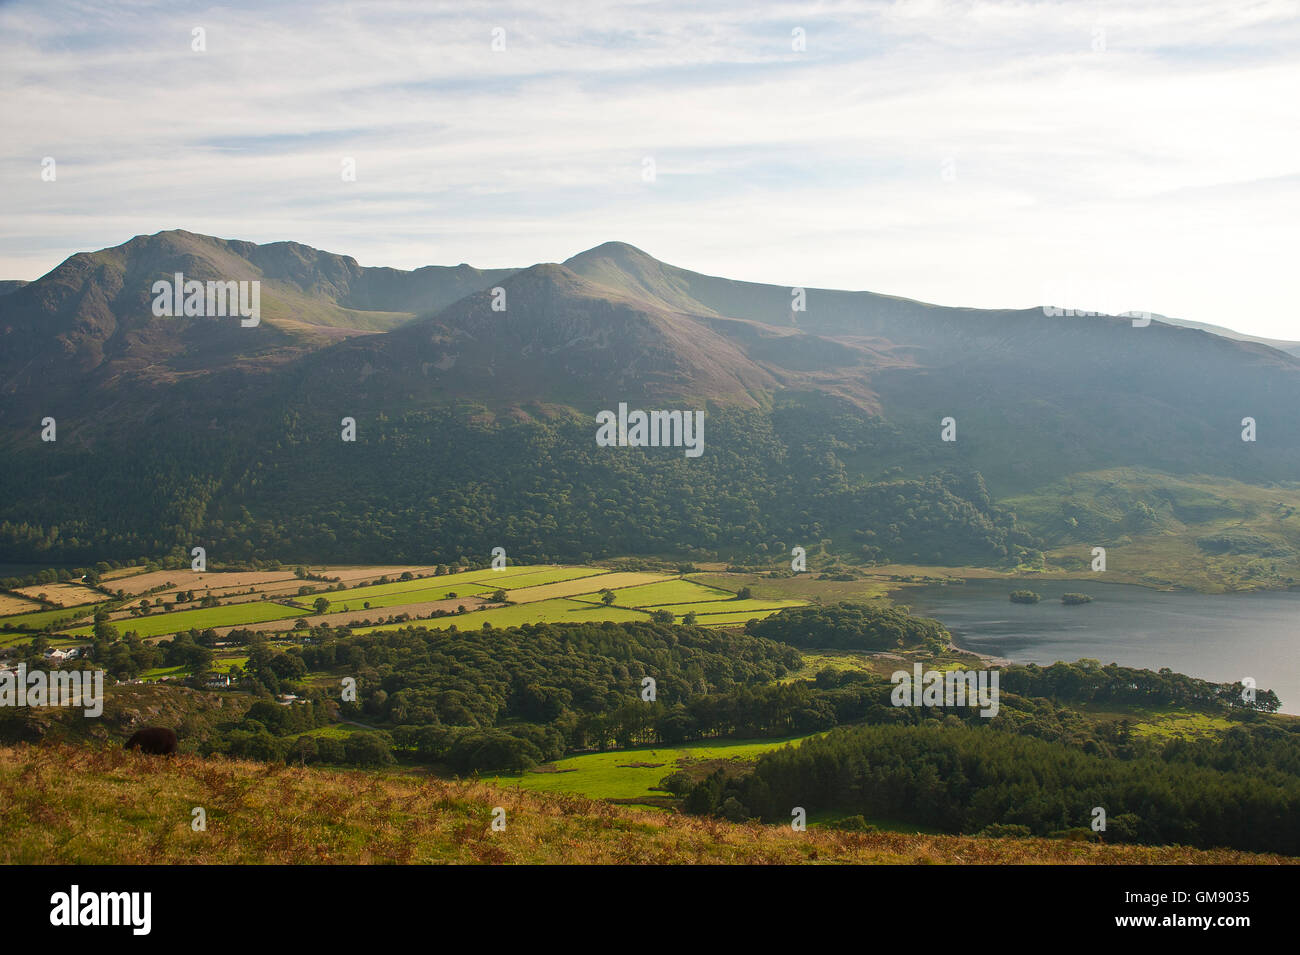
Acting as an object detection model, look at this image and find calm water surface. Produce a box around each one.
[898,579,1300,714]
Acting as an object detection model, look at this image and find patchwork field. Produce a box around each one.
[223,596,493,636]
[0,562,809,647]
[63,600,309,639]
[478,567,608,589]
[578,578,733,606]
[501,571,671,603]
[354,598,650,634]
[106,569,298,597]
[306,582,493,613]
[352,572,805,635]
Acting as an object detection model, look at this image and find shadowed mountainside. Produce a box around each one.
[2,232,1299,566]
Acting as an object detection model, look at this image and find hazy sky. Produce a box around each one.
[2,0,1297,338]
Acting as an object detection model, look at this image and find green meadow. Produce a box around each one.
[0,603,102,632]
[486,567,607,589]
[295,723,370,740]
[139,665,188,681]
[667,598,806,617]
[353,597,648,634]
[310,566,611,613]
[586,578,734,606]
[485,735,819,803]
[63,600,308,638]
[294,563,560,604]
[310,582,492,613]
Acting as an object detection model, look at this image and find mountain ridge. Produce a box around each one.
[2,231,1299,570]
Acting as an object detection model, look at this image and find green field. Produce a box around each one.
[294,723,372,740]
[296,567,552,602]
[340,566,810,634]
[576,578,733,607]
[311,582,492,613]
[212,656,249,673]
[296,565,601,612]
[485,567,606,589]
[1128,711,1238,740]
[353,597,650,634]
[486,735,819,803]
[1,630,91,649]
[0,603,102,632]
[139,665,188,681]
[663,598,806,617]
[62,601,308,639]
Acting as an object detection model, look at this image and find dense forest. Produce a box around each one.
[710,721,1300,854]
[0,398,1036,567]
[101,615,1277,777]
[745,601,950,651]
[118,620,811,771]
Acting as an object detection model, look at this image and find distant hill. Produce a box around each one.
[0,230,516,428]
[1156,314,1300,357]
[2,232,1299,568]
[0,280,28,297]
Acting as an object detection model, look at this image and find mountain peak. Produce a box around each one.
[561,241,711,315]
[565,240,655,262]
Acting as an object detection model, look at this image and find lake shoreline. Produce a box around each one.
[890,577,1300,715]
[869,563,1300,597]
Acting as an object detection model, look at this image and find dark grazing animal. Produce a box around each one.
[125,726,178,755]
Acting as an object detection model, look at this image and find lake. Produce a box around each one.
[897,579,1300,715]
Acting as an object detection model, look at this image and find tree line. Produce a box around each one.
[703,721,1300,855]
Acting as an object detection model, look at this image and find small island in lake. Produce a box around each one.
[1009,590,1041,604]
[1061,593,1094,605]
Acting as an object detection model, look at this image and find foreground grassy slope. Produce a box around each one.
[0,744,1290,864]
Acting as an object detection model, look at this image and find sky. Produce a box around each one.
[1,0,1298,338]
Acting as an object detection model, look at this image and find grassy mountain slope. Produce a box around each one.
[1,743,1286,864]
[3,233,1300,577]
[1159,314,1300,358]
[296,261,790,410]
[563,242,1300,492]
[0,231,516,432]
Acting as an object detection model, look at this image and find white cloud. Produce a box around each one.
[0,0,1297,338]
